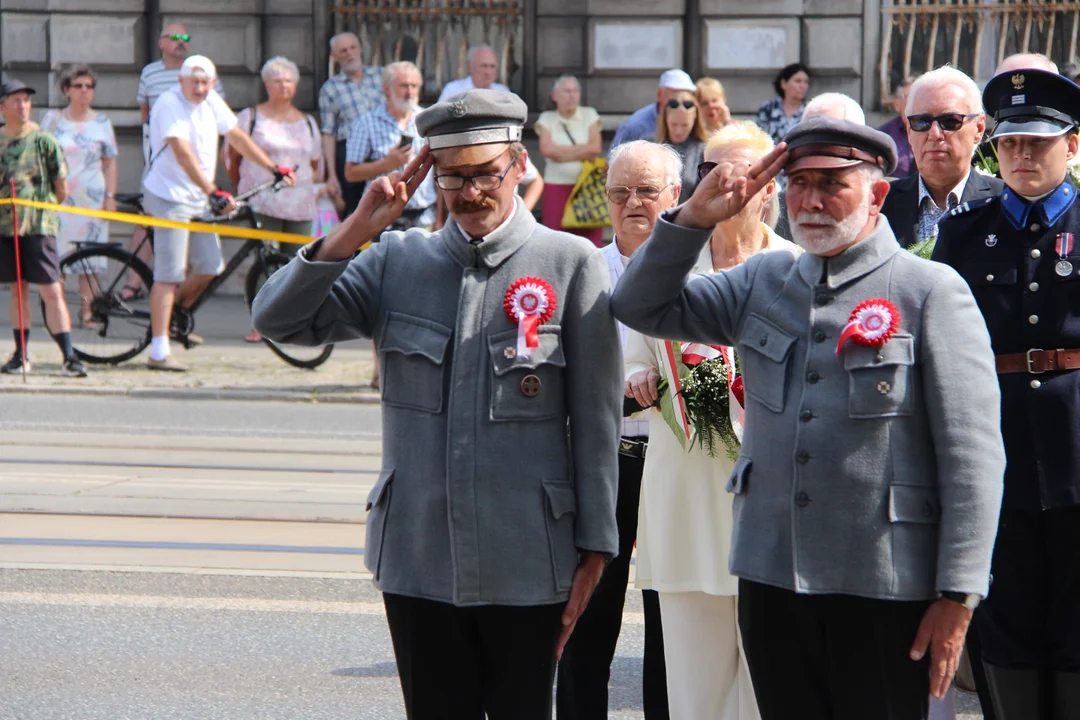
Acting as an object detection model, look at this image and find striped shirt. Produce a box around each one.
[345,103,436,224]
[602,239,650,438]
[318,67,385,141]
[137,59,226,109]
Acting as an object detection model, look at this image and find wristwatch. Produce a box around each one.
[940,591,982,610]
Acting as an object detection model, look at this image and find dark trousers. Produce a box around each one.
[335,139,365,219]
[556,447,670,719]
[383,592,564,720]
[978,506,1080,671]
[739,579,932,720]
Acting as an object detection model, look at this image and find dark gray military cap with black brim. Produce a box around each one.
[415,89,527,167]
[783,114,898,176]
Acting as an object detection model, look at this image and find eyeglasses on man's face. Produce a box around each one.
[906,113,978,133]
[605,184,672,205]
[163,33,191,42]
[667,99,696,111]
[434,161,515,191]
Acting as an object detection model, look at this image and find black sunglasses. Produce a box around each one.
[667,99,696,111]
[906,113,978,133]
[697,160,753,182]
[163,33,191,42]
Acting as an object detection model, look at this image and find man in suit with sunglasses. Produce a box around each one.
[880,66,1003,257]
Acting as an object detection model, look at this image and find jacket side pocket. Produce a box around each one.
[364,469,395,580]
[542,479,578,592]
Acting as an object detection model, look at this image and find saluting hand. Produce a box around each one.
[676,143,788,230]
[910,597,973,699]
[314,146,434,262]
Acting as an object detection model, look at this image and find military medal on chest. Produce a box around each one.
[504,277,557,358]
[836,299,902,355]
[1055,232,1074,276]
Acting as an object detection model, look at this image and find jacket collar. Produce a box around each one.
[1000,180,1077,230]
[441,196,537,269]
[797,214,901,289]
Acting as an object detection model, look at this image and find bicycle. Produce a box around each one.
[46,177,335,369]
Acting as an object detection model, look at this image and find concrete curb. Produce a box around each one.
[0,384,382,404]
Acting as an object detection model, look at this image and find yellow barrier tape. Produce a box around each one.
[1,197,315,245]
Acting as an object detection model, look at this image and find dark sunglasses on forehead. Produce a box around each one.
[667,99,696,110]
[163,33,191,42]
[906,113,978,133]
[697,160,753,182]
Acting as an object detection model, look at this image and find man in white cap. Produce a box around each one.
[142,54,293,372]
[252,88,621,719]
[611,69,699,151]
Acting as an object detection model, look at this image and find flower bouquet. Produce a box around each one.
[657,341,744,460]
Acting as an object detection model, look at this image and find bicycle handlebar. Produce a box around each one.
[199,165,299,223]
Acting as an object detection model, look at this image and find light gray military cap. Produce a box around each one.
[415,88,528,167]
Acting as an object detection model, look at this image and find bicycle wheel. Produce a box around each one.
[46,245,154,364]
[244,252,334,370]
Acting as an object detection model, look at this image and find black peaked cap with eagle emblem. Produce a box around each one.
[985,68,1080,139]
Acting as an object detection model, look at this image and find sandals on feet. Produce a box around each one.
[244,329,262,343]
[119,284,147,301]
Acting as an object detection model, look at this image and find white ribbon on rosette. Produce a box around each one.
[504,277,557,358]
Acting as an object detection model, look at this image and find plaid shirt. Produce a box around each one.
[345,103,436,224]
[318,67,385,141]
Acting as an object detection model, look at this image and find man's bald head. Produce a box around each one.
[803,92,866,125]
[996,53,1058,75]
[608,140,683,187]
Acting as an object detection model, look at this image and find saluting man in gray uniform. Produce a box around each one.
[251,89,621,720]
[612,115,1006,720]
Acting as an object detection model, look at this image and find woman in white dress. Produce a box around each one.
[41,64,118,326]
[624,122,800,720]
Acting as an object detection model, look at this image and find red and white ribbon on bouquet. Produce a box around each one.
[504,277,557,358]
[836,298,901,355]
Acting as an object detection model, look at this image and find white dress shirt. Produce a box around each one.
[603,238,650,438]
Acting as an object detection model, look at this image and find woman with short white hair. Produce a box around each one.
[623,122,799,720]
[224,55,322,342]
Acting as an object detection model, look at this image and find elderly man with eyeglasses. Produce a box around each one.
[880,66,1003,257]
[252,89,621,720]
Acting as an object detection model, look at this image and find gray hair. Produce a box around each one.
[804,92,866,124]
[551,74,579,93]
[382,61,422,89]
[329,32,359,52]
[907,65,984,116]
[764,192,781,229]
[608,140,683,188]
[59,63,96,92]
[260,56,300,85]
[467,44,496,66]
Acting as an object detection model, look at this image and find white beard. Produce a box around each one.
[789,191,873,255]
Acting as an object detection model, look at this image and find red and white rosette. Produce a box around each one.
[504,277,557,357]
[836,298,901,355]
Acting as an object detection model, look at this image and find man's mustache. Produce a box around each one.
[794,212,839,227]
[452,196,498,214]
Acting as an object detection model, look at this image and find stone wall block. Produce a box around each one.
[590,19,683,73]
[265,0,314,14]
[218,75,264,110]
[584,75,662,115]
[162,14,261,74]
[702,17,800,72]
[802,74,861,102]
[715,76,786,115]
[160,0,262,13]
[41,0,145,10]
[699,0,801,15]
[588,0,685,16]
[536,18,585,73]
[803,0,863,15]
[804,17,862,74]
[50,15,146,69]
[537,0,582,16]
[1,13,50,66]
[266,16,314,72]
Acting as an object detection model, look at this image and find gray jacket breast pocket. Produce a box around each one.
[488,326,566,421]
[738,313,796,413]
[844,335,914,418]
[380,312,452,413]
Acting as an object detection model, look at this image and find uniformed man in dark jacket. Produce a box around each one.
[933,68,1080,720]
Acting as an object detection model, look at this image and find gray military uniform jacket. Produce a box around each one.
[252,200,621,606]
[611,211,1005,601]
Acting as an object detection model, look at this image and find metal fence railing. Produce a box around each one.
[330,0,523,101]
[880,1,1080,105]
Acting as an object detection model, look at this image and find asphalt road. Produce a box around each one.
[0,395,983,719]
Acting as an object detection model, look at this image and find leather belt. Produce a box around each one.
[995,348,1080,374]
[618,436,648,459]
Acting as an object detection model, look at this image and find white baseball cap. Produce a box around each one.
[658,69,696,92]
[179,55,217,79]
